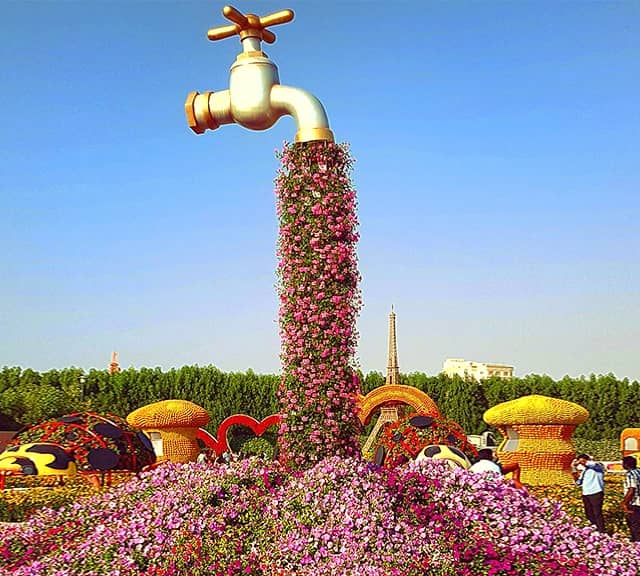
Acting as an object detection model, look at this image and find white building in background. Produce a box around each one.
[443,358,514,381]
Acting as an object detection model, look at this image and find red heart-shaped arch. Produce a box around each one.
[197,414,281,456]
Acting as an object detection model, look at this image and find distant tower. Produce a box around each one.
[109,351,121,374]
[361,306,401,455]
[386,305,400,386]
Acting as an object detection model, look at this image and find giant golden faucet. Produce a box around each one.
[185,5,334,143]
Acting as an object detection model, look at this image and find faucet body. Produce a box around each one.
[186,9,334,143]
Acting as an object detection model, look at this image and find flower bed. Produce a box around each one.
[1,457,638,575]
[529,474,630,536]
[0,474,130,522]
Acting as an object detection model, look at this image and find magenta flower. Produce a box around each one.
[275,142,362,468]
[1,457,639,575]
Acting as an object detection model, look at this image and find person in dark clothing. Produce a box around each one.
[622,455,640,542]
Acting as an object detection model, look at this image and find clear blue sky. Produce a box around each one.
[1,1,638,380]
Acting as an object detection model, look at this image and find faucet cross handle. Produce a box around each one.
[207,5,294,45]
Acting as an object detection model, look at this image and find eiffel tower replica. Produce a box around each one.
[362,306,402,455]
[108,351,122,375]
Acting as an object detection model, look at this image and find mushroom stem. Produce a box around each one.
[155,428,200,463]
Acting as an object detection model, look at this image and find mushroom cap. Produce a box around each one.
[621,428,640,441]
[484,394,589,426]
[127,400,210,429]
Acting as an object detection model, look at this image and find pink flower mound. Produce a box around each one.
[275,142,362,468]
[1,458,638,576]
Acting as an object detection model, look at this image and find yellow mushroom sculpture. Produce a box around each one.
[127,400,210,464]
[484,394,589,485]
[621,428,640,457]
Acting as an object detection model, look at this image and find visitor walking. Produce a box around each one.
[622,455,640,542]
[572,453,605,533]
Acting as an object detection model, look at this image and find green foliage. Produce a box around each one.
[360,371,384,394]
[0,478,99,522]
[573,438,621,462]
[0,367,638,442]
[439,375,486,435]
[0,367,88,425]
[238,436,276,459]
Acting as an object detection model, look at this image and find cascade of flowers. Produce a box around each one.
[275,141,362,468]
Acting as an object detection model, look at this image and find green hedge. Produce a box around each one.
[1,366,639,440]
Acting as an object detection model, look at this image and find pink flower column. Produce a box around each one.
[275,141,362,468]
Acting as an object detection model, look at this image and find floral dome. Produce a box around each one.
[7,412,155,473]
[375,413,477,468]
[127,399,210,429]
[484,394,589,426]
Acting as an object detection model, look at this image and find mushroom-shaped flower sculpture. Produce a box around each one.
[621,428,640,457]
[483,394,589,485]
[127,400,210,463]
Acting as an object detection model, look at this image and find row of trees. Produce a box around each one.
[1,366,638,440]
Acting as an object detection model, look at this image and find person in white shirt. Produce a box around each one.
[572,453,605,533]
[469,448,502,475]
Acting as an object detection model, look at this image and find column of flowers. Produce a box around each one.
[275,141,362,468]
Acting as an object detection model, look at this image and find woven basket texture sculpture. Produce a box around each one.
[127,400,210,464]
[484,394,589,485]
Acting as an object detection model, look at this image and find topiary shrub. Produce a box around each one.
[239,437,275,459]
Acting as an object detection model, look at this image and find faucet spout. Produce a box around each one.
[185,5,334,143]
[271,85,333,143]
